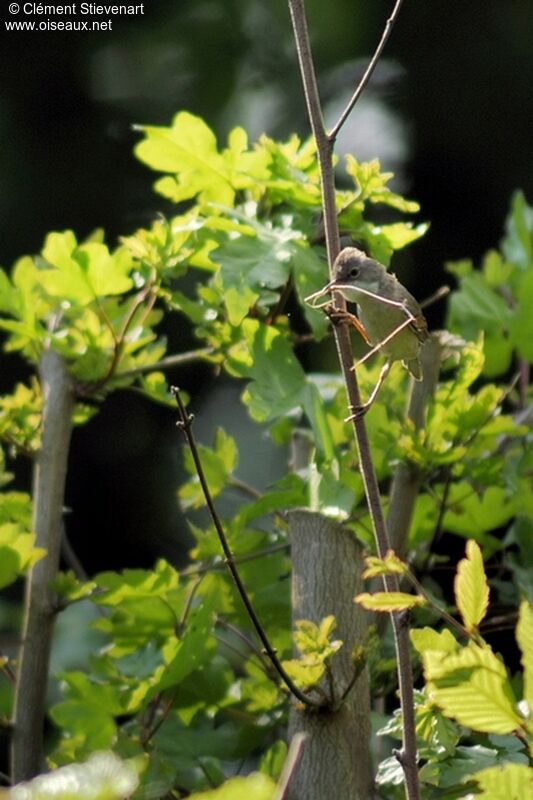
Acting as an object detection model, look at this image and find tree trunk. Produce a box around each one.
[287,510,374,800]
[11,349,74,782]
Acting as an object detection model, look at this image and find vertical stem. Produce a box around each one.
[11,349,74,782]
[288,2,421,797]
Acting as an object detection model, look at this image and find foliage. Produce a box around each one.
[1,112,532,797]
[1,751,142,800]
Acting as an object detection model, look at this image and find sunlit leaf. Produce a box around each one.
[362,550,407,579]
[516,601,533,715]
[187,772,275,800]
[472,763,533,799]
[355,592,426,612]
[423,643,522,734]
[410,627,458,656]
[454,540,489,632]
[6,751,141,800]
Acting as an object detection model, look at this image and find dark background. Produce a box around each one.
[1,0,532,571]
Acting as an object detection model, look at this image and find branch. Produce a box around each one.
[11,349,74,782]
[171,387,324,709]
[288,2,420,797]
[114,347,214,380]
[328,0,406,143]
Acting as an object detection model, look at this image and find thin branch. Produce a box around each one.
[328,0,406,143]
[215,617,275,679]
[403,571,471,641]
[178,573,205,633]
[114,347,214,380]
[171,386,324,709]
[180,542,290,578]
[288,1,420,797]
[227,475,263,500]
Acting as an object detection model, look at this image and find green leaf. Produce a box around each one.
[291,244,329,338]
[0,523,44,589]
[136,371,176,407]
[0,380,43,454]
[345,156,420,212]
[259,740,287,780]
[510,268,533,361]
[38,233,134,305]
[282,617,343,690]
[6,752,142,800]
[362,551,407,579]
[49,700,117,752]
[187,772,276,800]
[454,540,489,632]
[472,763,533,799]
[355,592,427,612]
[410,627,458,656]
[423,643,522,734]
[374,221,429,251]
[516,601,533,714]
[151,597,216,695]
[302,383,335,460]
[135,112,237,206]
[236,321,307,422]
[448,271,512,328]
[308,458,355,520]
[443,483,515,543]
[179,428,238,510]
[502,190,533,270]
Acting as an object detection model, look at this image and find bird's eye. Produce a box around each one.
[350,267,359,278]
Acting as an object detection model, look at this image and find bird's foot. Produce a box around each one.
[323,305,370,343]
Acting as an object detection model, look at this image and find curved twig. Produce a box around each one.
[328,0,406,143]
[171,386,325,709]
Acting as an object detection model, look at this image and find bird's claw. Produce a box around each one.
[324,305,370,343]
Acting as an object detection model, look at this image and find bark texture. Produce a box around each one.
[287,510,374,800]
[11,349,74,781]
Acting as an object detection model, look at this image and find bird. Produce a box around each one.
[321,247,428,417]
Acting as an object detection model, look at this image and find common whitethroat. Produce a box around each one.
[308,247,428,418]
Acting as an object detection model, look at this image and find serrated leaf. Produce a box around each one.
[516,601,533,714]
[423,643,522,734]
[472,763,533,799]
[354,592,426,612]
[454,540,489,632]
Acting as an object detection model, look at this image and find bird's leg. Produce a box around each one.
[323,303,371,344]
[345,362,391,421]
[353,313,415,369]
